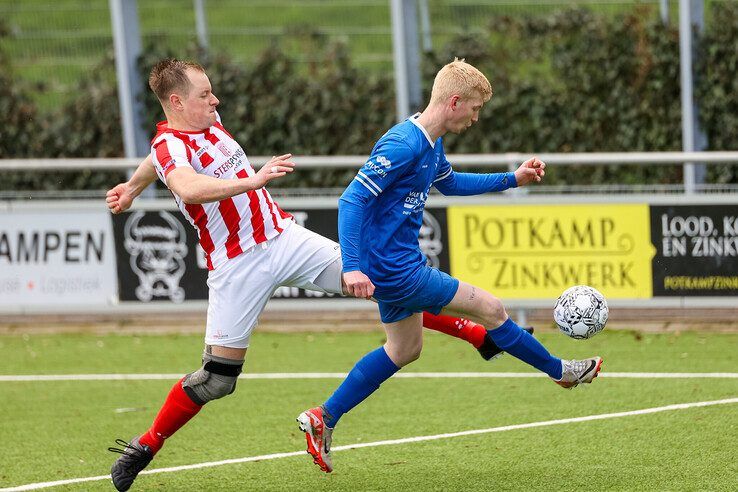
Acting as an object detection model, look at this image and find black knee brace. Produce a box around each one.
[181,351,244,405]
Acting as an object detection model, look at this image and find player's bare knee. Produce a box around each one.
[482,297,507,328]
[405,341,423,364]
[391,339,423,367]
[181,352,244,405]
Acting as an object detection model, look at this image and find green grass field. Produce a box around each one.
[1,329,737,491]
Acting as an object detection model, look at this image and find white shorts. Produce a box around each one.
[205,222,342,348]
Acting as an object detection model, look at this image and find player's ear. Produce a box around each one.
[169,93,183,111]
[449,95,461,110]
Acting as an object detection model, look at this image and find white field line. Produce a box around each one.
[1,397,736,492]
[1,372,737,382]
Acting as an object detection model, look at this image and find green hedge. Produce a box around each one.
[696,2,738,183]
[1,5,737,191]
[427,7,687,185]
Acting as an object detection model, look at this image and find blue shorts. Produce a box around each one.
[374,266,459,324]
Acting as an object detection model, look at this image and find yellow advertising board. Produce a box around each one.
[447,204,656,298]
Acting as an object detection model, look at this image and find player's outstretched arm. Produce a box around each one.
[106,155,158,214]
[337,179,376,300]
[166,154,295,204]
[513,157,546,186]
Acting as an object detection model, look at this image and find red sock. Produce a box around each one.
[422,312,487,348]
[138,377,203,455]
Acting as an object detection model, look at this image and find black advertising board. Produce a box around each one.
[112,208,451,303]
[112,211,209,302]
[419,207,451,274]
[651,204,738,296]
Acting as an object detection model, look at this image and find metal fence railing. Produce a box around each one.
[2,151,738,171]
[1,152,737,200]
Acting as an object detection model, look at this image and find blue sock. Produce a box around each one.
[322,347,399,428]
[488,318,562,379]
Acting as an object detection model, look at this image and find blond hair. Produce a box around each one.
[148,58,205,103]
[429,58,492,105]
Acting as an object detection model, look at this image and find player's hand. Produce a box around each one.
[106,182,135,214]
[342,270,375,300]
[252,153,295,188]
[514,157,546,186]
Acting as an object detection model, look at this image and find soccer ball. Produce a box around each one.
[553,285,608,339]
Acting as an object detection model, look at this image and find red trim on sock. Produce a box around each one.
[138,377,203,454]
[422,312,487,348]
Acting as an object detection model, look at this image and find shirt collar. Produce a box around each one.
[409,113,435,148]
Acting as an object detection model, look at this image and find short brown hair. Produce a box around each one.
[148,58,205,103]
[430,58,492,105]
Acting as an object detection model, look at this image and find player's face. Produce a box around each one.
[181,69,220,129]
[448,94,484,134]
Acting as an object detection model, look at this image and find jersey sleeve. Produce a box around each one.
[433,142,518,195]
[151,135,194,185]
[434,170,517,195]
[337,188,369,272]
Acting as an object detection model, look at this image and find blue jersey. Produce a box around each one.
[338,114,517,294]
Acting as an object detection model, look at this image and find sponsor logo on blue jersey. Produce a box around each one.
[403,189,429,215]
[365,155,392,178]
[377,156,391,167]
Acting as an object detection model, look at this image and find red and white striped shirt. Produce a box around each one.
[150,115,292,270]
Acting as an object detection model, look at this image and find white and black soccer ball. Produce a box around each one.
[553,285,609,339]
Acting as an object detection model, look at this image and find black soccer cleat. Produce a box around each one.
[477,326,535,361]
[108,437,153,491]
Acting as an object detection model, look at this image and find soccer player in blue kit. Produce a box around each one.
[297,59,603,473]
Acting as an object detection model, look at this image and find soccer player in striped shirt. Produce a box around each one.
[105,58,520,491]
[297,59,603,473]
